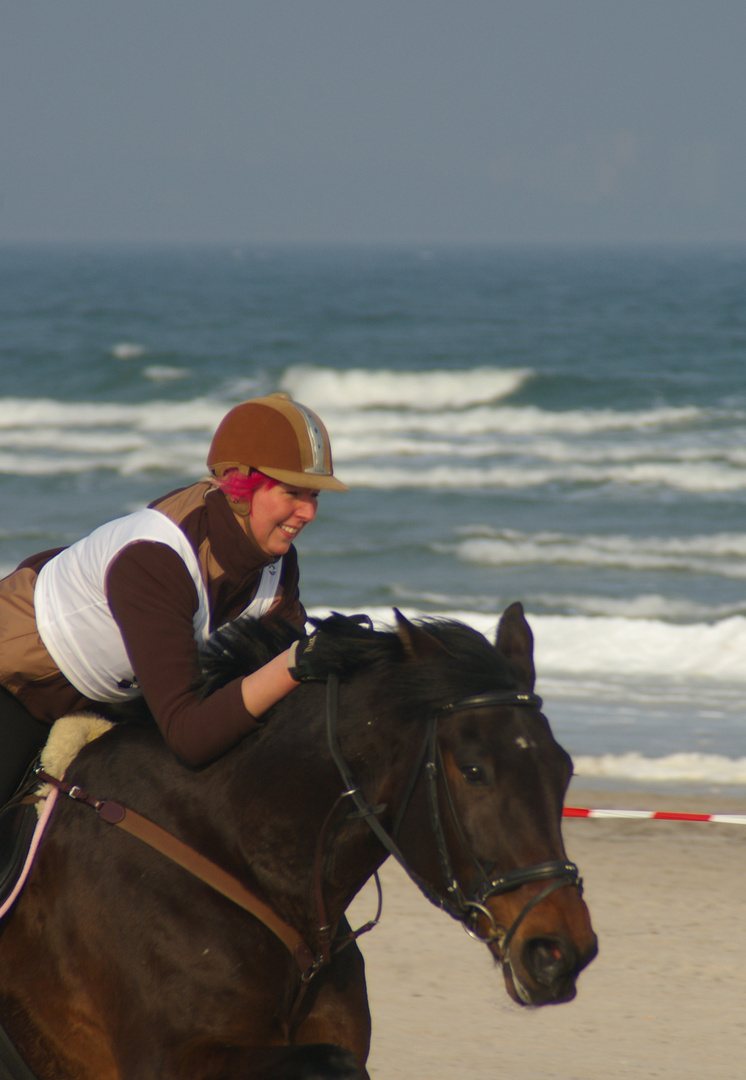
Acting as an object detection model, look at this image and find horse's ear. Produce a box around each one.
[394,608,450,663]
[495,602,536,691]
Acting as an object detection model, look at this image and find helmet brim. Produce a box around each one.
[258,465,349,492]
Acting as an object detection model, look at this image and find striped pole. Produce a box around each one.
[563,806,746,825]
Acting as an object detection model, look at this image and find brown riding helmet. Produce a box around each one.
[207,393,348,493]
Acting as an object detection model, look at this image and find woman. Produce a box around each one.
[0,393,347,807]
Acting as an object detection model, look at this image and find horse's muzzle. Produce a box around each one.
[501,926,598,1006]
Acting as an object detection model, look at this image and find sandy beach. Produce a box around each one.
[347,784,746,1080]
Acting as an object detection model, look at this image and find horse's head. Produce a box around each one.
[376,603,598,1006]
[199,604,597,1007]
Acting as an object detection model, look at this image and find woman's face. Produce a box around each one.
[248,482,319,556]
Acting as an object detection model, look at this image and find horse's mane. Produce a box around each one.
[199,611,521,712]
[198,615,304,696]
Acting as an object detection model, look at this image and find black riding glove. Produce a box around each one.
[287,614,374,683]
[287,634,325,682]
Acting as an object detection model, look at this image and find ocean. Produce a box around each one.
[2,243,746,797]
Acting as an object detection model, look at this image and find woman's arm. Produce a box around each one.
[240,649,299,716]
[106,542,298,765]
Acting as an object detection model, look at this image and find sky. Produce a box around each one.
[2,1,746,246]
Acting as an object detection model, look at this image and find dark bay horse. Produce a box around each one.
[0,604,597,1080]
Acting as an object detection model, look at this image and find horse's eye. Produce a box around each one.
[460,765,485,785]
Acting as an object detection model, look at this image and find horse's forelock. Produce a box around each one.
[310,614,521,709]
[391,617,520,703]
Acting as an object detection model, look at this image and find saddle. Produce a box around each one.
[0,713,113,916]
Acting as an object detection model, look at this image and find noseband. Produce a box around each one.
[325,676,581,963]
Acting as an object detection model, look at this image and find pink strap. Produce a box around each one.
[0,788,59,920]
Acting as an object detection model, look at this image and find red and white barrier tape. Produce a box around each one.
[564,806,746,825]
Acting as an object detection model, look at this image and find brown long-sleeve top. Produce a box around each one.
[0,482,305,765]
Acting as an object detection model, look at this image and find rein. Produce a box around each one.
[325,675,582,962]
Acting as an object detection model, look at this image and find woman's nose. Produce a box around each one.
[295,497,317,522]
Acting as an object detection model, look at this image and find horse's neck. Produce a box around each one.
[222,725,398,931]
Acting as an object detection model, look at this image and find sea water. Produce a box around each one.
[2,243,746,796]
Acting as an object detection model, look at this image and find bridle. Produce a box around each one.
[325,674,582,964]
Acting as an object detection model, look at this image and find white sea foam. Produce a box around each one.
[0,429,149,454]
[307,605,746,685]
[310,406,708,443]
[325,428,706,462]
[111,342,145,360]
[305,604,746,788]
[387,581,746,621]
[0,398,223,432]
[527,593,746,621]
[334,459,746,491]
[0,384,740,494]
[280,366,533,410]
[143,366,189,382]
[0,445,207,477]
[572,751,746,787]
[0,397,223,476]
[453,529,746,580]
[4,449,743,493]
[533,612,746,682]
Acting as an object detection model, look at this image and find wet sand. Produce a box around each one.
[347,785,746,1080]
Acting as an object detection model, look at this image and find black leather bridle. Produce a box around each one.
[325,675,582,962]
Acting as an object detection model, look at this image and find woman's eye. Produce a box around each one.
[460,765,485,785]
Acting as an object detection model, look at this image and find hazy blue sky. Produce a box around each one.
[3,1,745,245]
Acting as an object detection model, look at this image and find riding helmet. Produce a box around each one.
[207,393,348,492]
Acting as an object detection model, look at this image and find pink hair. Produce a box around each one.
[214,468,279,504]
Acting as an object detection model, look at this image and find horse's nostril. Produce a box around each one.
[524,937,575,987]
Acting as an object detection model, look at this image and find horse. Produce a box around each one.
[0,603,597,1080]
